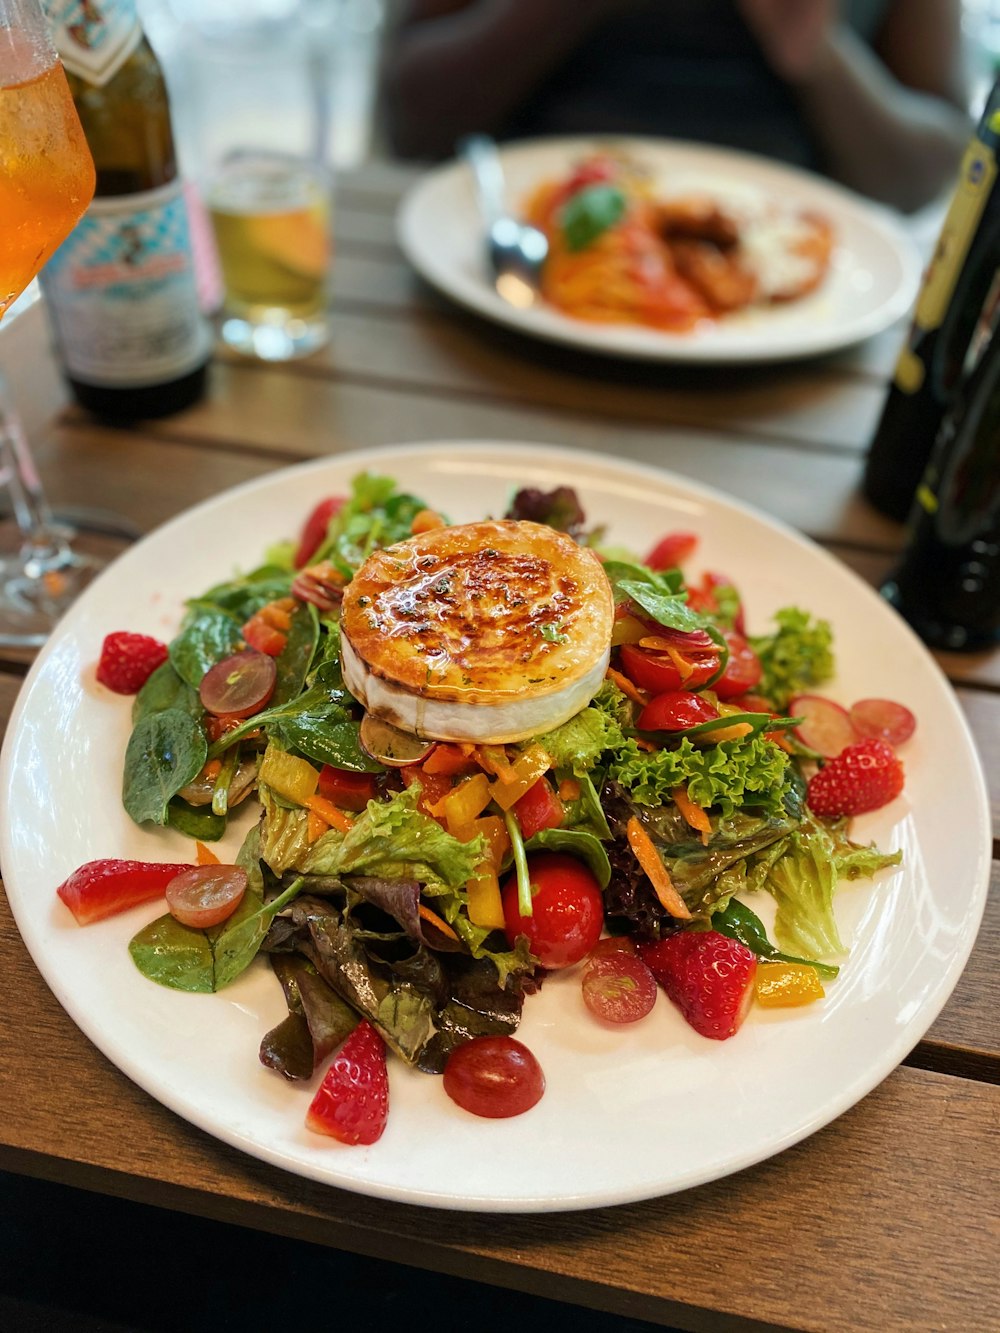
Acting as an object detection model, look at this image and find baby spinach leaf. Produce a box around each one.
[273,602,319,706]
[713,898,839,979]
[561,184,626,251]
[213,877,306,989]
[129,914,216,992]
[123,708,207,827]
[169,605,244,689]
[197,566,293,621]
[272,715,381,772]
[205,678,362,761]
[603,559,706,633]
[132,661,201,725]
[167,797,226,842]
[523,827,612,888]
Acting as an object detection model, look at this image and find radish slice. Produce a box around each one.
[788,694,859,758]
[849,698,916,747]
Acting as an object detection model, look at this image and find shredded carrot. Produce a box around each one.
[605,666,649,706]
[195,841,220,865]
[306,809,329,843]
[672,786,712,846]
[769,730,796,754]
[558,777,581,802]
[665,646,698,683]
[200,759,223,781]
[626,817,692,919]
[418,902,459,940]
[634,738,657,752]
[304,794,355,833]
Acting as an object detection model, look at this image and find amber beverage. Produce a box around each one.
[0,54,95,317]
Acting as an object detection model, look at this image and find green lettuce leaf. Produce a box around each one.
[750,606,834,711]
[609,733,791,817]
[535,703,625,773]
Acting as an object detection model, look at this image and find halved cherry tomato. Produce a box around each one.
[317,765,378,811]
[712,631,762,700]
[199,650,277,719]
[443,1036,545,1119]
[293,495,345,569]
[618,641,720,694]
[645,531,698,572]
[165,865,248,929]
[57,858,195,925]
[501,853,604,969]
[514,777,565,840]
[638,690,720,732]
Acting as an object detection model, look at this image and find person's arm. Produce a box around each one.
[382,0,623,160]
[738,0,971,211]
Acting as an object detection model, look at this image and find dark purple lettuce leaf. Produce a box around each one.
[505,486,586,538]
[259,953,358,1080]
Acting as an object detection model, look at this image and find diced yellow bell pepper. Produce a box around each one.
[258,745,320,805]
[488,744,552,810]
[465,865,505,930]
[437,772,492,832]
[754,961,825,1008]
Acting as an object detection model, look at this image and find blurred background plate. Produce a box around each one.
[398,137,923,363]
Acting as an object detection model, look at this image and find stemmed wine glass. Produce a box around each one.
[0,0,99,647]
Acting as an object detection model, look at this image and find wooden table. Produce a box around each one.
[1,162,997,1333]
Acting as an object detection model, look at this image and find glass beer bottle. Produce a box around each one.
[881,301,1000,651]
[39,1,209,419]
[862,80,1000,521]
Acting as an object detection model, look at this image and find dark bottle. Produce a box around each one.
[863,80,1000,521]
[39,1,209,420]
[880,306,1000,651]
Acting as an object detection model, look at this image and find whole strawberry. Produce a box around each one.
[807,738,904,817]
[96,631,168,694]
[306,1020,388,1145]
[639,930,757,1040]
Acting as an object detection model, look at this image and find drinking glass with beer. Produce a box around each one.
[176,1,335,361]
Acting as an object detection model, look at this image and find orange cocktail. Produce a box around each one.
[0,56,95,318]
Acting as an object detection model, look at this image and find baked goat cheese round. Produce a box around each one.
[340,518,614,743]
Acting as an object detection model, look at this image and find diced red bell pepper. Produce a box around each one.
[57,859,195,926]
[242,612,286,657]
[400,764,453,819]
[316,765,378,811]
[514,776,565,840]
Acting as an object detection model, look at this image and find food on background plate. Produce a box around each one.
[523,153,833,331]
[59,473,912,1141]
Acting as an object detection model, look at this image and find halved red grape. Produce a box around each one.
[199,650,276,719]
[586,935,638,963]
[849,698,916,747]
[582,954,657,1024]
[443,1036,545,1119]
[788,694,859,757]
[165,865,248,928]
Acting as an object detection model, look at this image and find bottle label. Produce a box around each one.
[911,138,997,336]
[40,182,210,388]
[47,1,142,88]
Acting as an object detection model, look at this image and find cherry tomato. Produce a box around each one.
[582,954,658,1024]
[618,641,720,694]
[514,777,565,840]
[199,650,277,719]
[501,852,604,969]
[712,631,762,700]
[443,1036,545,1119]
[317,765,378,811]
[849,698,917,747]
[165,865,248,929]
[638,690,719,732]
[645,531,698,572]
[294,495,345,569]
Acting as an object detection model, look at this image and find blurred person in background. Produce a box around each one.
[381,0,970,211]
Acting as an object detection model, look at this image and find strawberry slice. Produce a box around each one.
[806,738,905,817]
[306,1020,388,1145]
[96,632,169,694]
[639,930,757,1040]
[57,858,195,925]
[293,495,345,569]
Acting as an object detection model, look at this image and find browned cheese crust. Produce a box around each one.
[340,519,614,705]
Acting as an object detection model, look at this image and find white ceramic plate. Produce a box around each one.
[397,137,923,363]
[1,443,990,1213]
